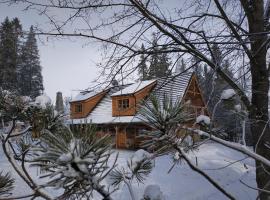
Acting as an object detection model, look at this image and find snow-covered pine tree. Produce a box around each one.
[0,17,22,92]
[200,44,243,141]
[18,26,43,98]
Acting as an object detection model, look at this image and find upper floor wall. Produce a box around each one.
[112,81,157,117]
[70,90,108,119]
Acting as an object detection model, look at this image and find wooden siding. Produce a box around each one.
[70,90,107,119]
[112,95,136,116]
[112,81,156,116]
[183,74,208,117]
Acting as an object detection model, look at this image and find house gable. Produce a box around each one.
[112,81,156,117]
[183,74,208,117]
[70,90,108,119]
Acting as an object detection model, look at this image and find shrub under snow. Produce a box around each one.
[220,89,236,100]
[130,149,152,170]
[196,115,210,126]
[35,94,51,108]
[143,184,165,200]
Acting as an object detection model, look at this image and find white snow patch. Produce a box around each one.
[173,152,180,160]
[234,104,241,112]
[35,95,51,108]
[183,135,193,146]
[196,115,210,125]
[111,79,156,96]
[71,88,104,102]
[144,185,165,200]
[221,89,236,100]
[58,152,73,163]
[130,149,152,170]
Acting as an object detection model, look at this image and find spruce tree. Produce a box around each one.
[148,34,159,79]
[148,34,171,79]
[138,44,148,80]
[55,91,64,113]
[18,26,43,98]
[175,58,186,74]
[157,47,171,77]
[0,17,22,91]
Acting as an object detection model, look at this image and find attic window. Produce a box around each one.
[118,99,129,109]
[75,104,82,113]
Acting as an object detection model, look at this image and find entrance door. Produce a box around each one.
[116,128,126,148]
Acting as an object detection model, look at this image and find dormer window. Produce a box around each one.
[75,104,82,113]
[118,99,129,109]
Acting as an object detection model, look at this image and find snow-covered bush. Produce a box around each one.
[35,94,51,108]
[143,185,165,200]
[196,115,210,126]
[31,125,116,199]
[220,89,236,100]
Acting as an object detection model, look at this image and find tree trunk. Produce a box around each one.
[248,1,270,198]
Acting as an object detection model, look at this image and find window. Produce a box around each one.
[118,99,129,109]
[75,104,82,113]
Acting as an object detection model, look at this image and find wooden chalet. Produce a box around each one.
[69,72,208,149]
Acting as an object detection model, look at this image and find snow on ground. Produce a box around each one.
[0,141,257,200]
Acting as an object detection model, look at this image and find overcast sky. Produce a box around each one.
[0,3,103,102]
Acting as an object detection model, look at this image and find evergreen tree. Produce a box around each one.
[148,34,171,79]
[175,58,186,74]
[0,17,22,91]
[55,91,64,113]
[211,43,222,66]
[156,46,171,77]
[18,26,43,98]
[148,34,159,79]
[138,44,148,80]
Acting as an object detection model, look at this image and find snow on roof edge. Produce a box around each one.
[111,79,156,97]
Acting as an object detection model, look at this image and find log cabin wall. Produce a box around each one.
[111,95,136,116]
[70,91,107,119]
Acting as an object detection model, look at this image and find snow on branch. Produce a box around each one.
[189,128,270,168]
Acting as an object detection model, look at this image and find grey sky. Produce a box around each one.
[0,3,101,102]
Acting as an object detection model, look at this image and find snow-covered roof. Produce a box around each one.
[111,80,156,96]
[151,72,193,103]
[70,87,143,124]
[70,72,193,125]
[71,89,105,102]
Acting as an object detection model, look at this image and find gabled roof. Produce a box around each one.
[70,72,194,125]
[152,72,193,103]
[71,85,141,124]
[111,79,156,97]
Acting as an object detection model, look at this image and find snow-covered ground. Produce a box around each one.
[0,141,257,200]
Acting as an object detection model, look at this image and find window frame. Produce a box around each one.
[75,104,83,113]
[118,98,129,110]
